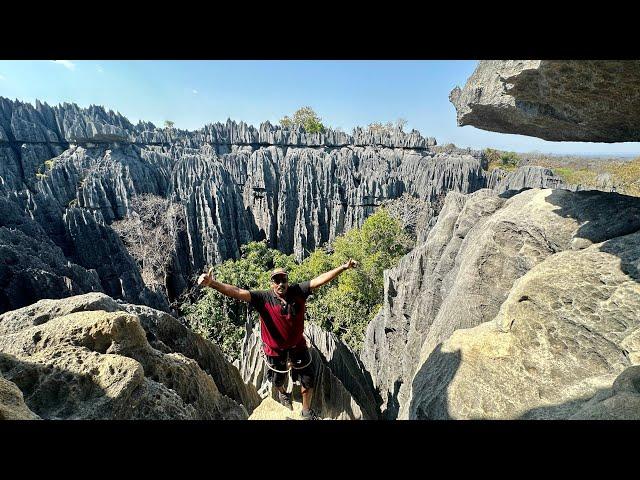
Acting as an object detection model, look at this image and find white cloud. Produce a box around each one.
[51,60,76,71]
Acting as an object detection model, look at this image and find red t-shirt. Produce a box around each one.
[249,281,312,356]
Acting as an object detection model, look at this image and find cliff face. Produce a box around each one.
[449,60,640,142]
[411,227,640,419]
[0,96,490,314]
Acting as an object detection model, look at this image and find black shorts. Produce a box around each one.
[264,346,315,389]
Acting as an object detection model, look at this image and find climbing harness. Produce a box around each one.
[261,335,313,374]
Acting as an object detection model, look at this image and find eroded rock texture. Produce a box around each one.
[410,230,640,419]
[0,293,259,419]
[362,188,640,419]
[0,372,40,420]
[0,96,490,314]
[450,60,640,142]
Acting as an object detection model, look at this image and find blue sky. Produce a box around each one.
[0,60,638,156]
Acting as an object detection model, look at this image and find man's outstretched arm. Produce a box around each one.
[309,259,358,290]
[197,268,252,302]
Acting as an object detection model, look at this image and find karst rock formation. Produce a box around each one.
[359,60,640,419]
[2,60,640,420]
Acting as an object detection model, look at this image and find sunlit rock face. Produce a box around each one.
[362,188,640,419]
[0,293,260,419]
[410,228,640,420]
[450,60,640,142]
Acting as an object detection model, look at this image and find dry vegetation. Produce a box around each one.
[522,154,640,196]
[112,194,186,286]
[481,147,640,196]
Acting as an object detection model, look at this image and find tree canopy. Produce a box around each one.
[279,106,326,134]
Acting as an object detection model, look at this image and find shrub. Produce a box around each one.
[280,106,326,133]
[483,148,521,172]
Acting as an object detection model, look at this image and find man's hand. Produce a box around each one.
[309,259,359,290]
[343,259,358,270]
[197,267,214,288]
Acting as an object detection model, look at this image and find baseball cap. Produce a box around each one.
[270,268,288,281]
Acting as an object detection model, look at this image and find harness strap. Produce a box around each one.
[261,336,313,373]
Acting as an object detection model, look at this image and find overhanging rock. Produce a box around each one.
[450,60,640,142]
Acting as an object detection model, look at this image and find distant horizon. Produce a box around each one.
[1,60,639,157]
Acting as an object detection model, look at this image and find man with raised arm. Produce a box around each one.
[197,259,358,420]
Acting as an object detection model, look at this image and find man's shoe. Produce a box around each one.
[278,391,293,410]
[300,408,320,420]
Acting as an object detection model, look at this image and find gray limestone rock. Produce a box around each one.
[0,95,494,314]
[450,60,640,142]
[409,229,640,419]
[491,165,566,193]
[0,370,40,420]
[363,188,640,419]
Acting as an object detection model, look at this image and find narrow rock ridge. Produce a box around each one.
[0,96,435,151]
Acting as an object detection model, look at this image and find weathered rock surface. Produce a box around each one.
[0,370,40,420]
[450,60,640,142]
[568,366,640,420]
[248,396,310,420]
[490,165,566,194]
[410,230,640,419]
[122,302,261,412]
[0,293,259,419]
[363,188,640,419]
[0,195,104,313]
[239,320,369,420]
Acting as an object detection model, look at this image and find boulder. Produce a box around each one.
[0,293,259,419]
[363,187,640,419]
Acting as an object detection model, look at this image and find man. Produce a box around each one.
[197,258,358,420]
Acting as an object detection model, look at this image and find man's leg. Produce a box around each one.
[292,347,317,418]
[301,385,313,411]
[266,354,292,409]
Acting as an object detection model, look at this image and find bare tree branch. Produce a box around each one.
[112,194,186,287]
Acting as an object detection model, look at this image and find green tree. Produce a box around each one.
[280,106,326,133]
[367,118,407,134]
[164,120,175,129]
[483,148,521,172]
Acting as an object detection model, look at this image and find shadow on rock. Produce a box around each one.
[0,352,115,419]
[520,365,640,420]
[408,345,461,420]
[544,189,640,279]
